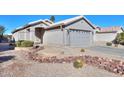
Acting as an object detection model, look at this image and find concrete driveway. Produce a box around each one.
[89,46,124,58]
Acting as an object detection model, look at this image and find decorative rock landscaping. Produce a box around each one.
[26,48,124,75]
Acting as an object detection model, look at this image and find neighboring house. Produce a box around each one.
[12,16,96,47]
[95,26,124,42]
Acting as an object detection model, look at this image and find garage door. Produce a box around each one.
[66,30,93,47]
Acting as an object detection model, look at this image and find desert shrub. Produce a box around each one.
[16,40,34,47]
[80,48,85,52]
[21,40,34,47]
[106,42,112,46]
[73,59,85,69]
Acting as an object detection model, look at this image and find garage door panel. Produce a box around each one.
[68,31,91,47]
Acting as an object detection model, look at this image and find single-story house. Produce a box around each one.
[95,26,124,42]
[12,16,96,47]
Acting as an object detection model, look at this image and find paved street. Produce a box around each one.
[89,46,124,58]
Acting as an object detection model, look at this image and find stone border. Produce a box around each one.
[26,48,124,76]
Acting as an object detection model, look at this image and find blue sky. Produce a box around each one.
[0,15,124,34]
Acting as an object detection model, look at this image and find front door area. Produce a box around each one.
[35,28,45,44]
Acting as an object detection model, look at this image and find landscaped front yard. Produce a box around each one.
[0,49,118,77]
[0,43,124,77]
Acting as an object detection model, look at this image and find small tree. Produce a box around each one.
[113,32,124,45]
[0,25,6,42]
[50,16,55,23]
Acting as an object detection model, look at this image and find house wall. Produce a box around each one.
[43,29,64,46]
[95,29,123,42]
[95,33,117,42]
[65,18,94,31]
[64,18,95,47]
[43,18,95,47]
[13,28,38,42]
[13,23,47,43]
[43,29,94,47]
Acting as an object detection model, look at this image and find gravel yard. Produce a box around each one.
[0,50,118,77]
[25,63,118,77]
[0,44,121,77]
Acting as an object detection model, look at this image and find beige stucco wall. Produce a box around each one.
[43,18,95,47]
[43,29,64,46]
[43,29,94,47]
[95,30,123,42]
[13,23,47,43]
[95,33,117,42]
[65,18,94,31]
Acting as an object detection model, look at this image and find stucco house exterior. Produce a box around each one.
[12,19,53,43]
[12,16,96,47]
[95,26,124,42]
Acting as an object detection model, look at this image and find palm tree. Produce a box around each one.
[0,25,6,43]
[50,16,55,23]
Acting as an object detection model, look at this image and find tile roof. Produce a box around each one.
[97,26,124,33]
[12,19,53,33]
[27,19,43,25]
[12,16,95,33]
[45,16,96,29]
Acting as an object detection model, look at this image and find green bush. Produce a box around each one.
[16,40,24,47]
[120,33,124,40]
[21,40,34,47]
[73,59,85,69]
[96,31,99,33]
[16,40,34,47]
[113,32,124,45]
[106,42,112,46]
[80,48,85,52]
